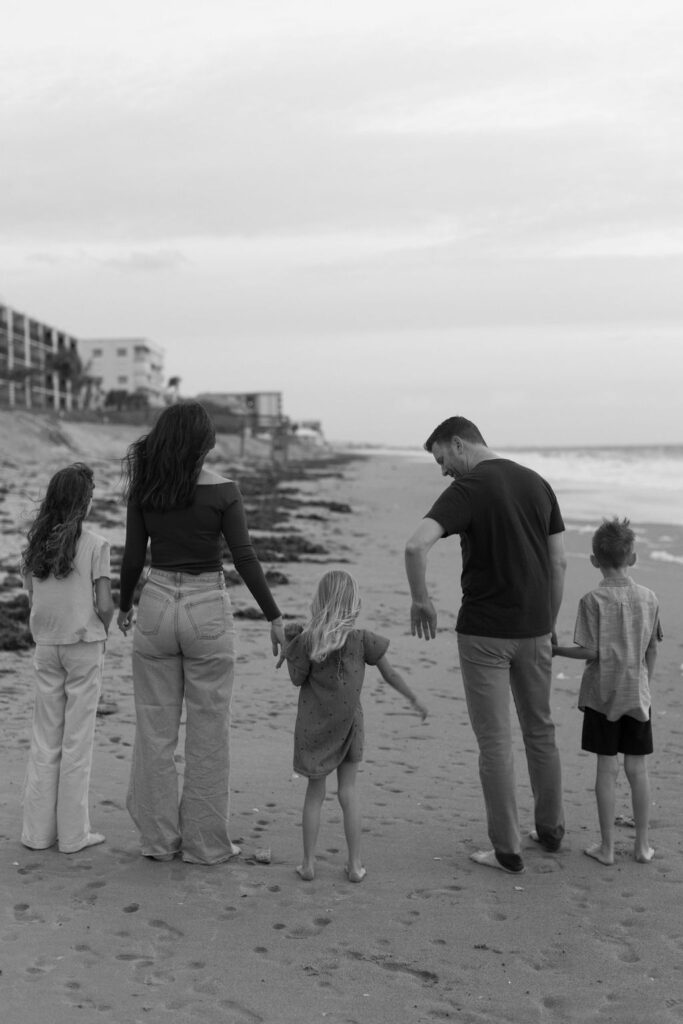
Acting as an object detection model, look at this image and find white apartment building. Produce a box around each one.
[79,338,166,406]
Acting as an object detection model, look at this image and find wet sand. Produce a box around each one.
[1,413,682,1024]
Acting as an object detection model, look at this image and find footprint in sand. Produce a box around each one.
[407,885,463,901]
[73,878,107,905]
[218,999,264,1022]
[13,902,43,923]
[17,861,43,876]
[346,950,438,986]
[281,915,333,939]
[149,918,184,941]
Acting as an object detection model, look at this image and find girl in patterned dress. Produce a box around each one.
[283,570,427,882]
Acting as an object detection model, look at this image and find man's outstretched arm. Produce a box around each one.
[405,518,444,640]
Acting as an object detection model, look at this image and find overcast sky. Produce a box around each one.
[2,0,682,446]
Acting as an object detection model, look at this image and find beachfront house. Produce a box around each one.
[196,391,284,436]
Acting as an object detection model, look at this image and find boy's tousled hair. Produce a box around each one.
[592,517,635,569]
[121,401,216,511]
[424,416,487,452]
[22,463,95,579]
[302,569,361,663]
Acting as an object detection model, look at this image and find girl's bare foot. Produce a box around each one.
[634,845,654,863]
[584,843,614,865]
[296,864,315,881]
[345,864,366,883]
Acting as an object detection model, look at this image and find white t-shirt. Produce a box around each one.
[28,529,111,645]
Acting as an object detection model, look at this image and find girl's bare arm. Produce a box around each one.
[95,577,115,635]
[376,655,428,720]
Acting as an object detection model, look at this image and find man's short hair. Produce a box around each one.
[592,517,635,569]
[424,416,487,452]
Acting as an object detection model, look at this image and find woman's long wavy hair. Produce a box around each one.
[121,401,216,511]
[303,570,361,663]
[21,463,95,580]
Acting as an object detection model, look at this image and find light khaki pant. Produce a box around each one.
[457,633,565,860]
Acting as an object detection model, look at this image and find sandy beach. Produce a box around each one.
[1,412,682,1024]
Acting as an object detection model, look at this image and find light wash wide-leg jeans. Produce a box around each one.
[127,569,237,864]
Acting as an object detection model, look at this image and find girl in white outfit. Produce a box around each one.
[21,463,114,853]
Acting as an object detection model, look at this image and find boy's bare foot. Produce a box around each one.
[296,864,315,881]
[62,832,106,854]
[634,845,654,863]
[583,843,614,865]
[470,850,525,874]
[345,865,366,883]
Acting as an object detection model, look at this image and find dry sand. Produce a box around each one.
[1,412,682,1024]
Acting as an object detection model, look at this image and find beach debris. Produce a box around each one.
[0,594,31,651]
[265,569,290,585]
[233,607,265,619]
[254,848,271,864]
[96,697,119,716]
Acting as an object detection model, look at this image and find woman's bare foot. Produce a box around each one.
[296,864,315,881]
[634,844,654,863]
[345,864,366,883]
[584,843,614,865]
[62,832,106,854]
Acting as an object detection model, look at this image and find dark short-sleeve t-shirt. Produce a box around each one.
[426,459,564,638]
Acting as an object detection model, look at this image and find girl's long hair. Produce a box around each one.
[121,401,216,511]
[303,570,361,663]
[21,463,94,580]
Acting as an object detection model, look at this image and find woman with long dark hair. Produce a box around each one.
[117,401,284,864]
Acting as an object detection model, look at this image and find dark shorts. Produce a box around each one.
[581,707,653,756]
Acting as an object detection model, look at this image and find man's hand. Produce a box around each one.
[410,599,437,640]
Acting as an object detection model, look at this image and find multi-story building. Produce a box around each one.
[196,391,283,434]
[79,338,166,406]
[0,302,84,411]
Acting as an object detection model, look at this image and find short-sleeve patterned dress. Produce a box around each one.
[286,628,389,779]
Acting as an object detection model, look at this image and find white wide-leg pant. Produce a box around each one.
[22,640,103,853]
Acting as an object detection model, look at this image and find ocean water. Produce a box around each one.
[354,444,683,565]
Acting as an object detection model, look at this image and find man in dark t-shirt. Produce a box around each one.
[405,416,567,874]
